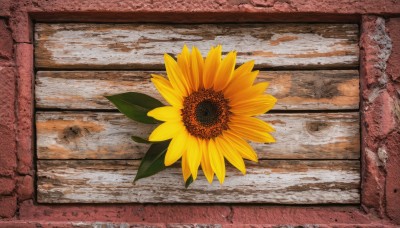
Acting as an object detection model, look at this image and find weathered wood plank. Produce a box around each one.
[35,70,359,110]
[37,160,360,204]
[36,112,360,160]
[34,23,359,69]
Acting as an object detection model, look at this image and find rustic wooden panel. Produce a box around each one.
[37,160,360,204]
[35,70,359,110]
[34,23,359,69]
[36,112,360,160]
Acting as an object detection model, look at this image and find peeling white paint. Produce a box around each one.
[35,70,360,111]
[37,160,360,204]
[35,23,359,69]
[36,112,360,160]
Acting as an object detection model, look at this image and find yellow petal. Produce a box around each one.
[203,45,221,89]
[224,70,259,98]
[148,106,181,122]
[213,51,236,91]
[165,130,188,166]
[230,121,275,143]
[148,121,184,142]
[229,82,270,105]
[233,60,255,78]
[231,115,275,133]
[216,136,246,175]
[186,135,202,180]
[200,139,214,183]
[151,74,183,108]
[208,139,225,184]
[191,47,203,91]
[177,45,192,92]
[181,151,191,182]
[231,95,277,116]
[164,54,190,96]
[228,60,256,94]
[223,131,258,162]
[177,45,191,74]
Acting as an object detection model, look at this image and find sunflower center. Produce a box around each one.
[182,89,230,139]
[195,100,219,125]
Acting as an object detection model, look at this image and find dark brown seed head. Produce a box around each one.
[182,89,231,139]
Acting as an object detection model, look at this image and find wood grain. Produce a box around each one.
[34,22,361,205]
[34,23,359,70]
[35,70,359,110]
[37,160,360,204]
[36,112,360,160]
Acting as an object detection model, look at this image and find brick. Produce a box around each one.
[385,132,400,224]
[0,19,13,65]
[360,16,391,91]
[143,205,231,223]
[0,222,37,228]
[15,43,34,175]
[0,0,11,17]
[359,16,392,217]
[0,67,17,177]
[19,203,230,223]
[384,17,400,225]
[0,178,15,195]
[0,221,165,228]
[9,0,400,16]
[364,90,396,140]
[0,195,17,218]
[362,149,385,215]
[167,224,221,228]
[16,175,33,201]
[9,9,32,43]
[231,206,378,224]
[19,200,144,221]
[386,18,400,82]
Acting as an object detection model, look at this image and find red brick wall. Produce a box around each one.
[0,0,399,226]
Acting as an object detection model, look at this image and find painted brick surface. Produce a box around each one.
[384,18,400,224]
[0,0,11,17]
[0,67,17,178]
[0,0,399,226]
[0,20,13,65]
[360,16,400,223]
[0,178,15,195]
[15,43,34,175]
[0,196,17,218]
[16,175,33,201]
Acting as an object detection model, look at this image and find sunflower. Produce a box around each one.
[147,45,277,184]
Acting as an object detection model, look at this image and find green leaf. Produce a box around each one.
[131,136,151,144]
[105,92,164,124]
[134,140,170,182]
[185,176,194,189]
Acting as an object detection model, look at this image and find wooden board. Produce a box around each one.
[35,70,359,110]
[37,160,360,204]
[34,22,361,205]
[34,23,359,70]
[36,112,360,160]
